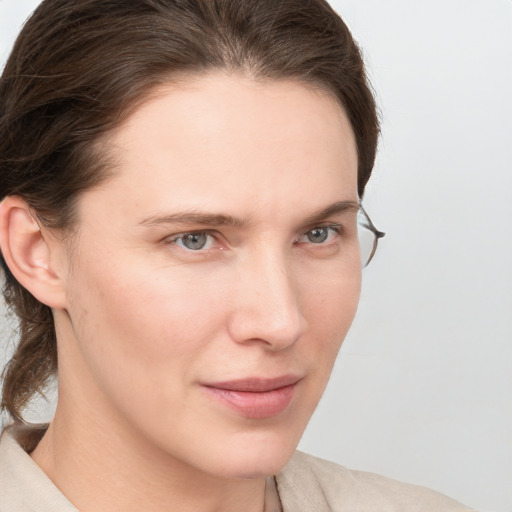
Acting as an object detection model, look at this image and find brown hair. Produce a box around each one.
[0,0,379,422]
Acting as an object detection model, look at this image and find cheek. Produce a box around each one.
[72,256,222,347]
[301,270,361,363]
[63,253,229,405]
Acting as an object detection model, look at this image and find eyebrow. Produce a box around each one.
[301,200,360,226]
[139,200,359,229]
[139,211,247,228]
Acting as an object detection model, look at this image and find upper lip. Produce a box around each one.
[203,375,302,392]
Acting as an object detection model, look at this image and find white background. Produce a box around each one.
[1,1,511,511]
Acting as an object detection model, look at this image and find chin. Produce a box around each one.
[203,429,301,480]
[215,452,294,480]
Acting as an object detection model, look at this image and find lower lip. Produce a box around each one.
[202,383,297,419]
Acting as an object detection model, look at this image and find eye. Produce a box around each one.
[297,225,341,245]
[173,232,215,251]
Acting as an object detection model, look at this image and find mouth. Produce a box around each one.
[201,375,301,419]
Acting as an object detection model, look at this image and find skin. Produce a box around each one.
[2,73,361,512]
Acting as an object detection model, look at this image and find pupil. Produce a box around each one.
[183,233,207,250]
[308,227,328,243]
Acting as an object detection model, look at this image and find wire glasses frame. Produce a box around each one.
[357,204,385,268]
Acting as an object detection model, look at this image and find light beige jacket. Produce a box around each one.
[0,429,475,512]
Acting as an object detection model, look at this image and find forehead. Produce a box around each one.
[85,73,358,224]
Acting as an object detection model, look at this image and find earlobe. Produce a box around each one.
[0,196,67,309]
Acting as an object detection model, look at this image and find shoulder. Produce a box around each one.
[275,451,475,512]
[0,427,77,512]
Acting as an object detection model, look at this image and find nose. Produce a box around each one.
[226,249,308,351]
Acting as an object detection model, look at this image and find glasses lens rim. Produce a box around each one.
[358,204,385,267]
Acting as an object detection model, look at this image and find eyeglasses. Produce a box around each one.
[358,204,385,267]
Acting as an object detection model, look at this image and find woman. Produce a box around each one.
[0,1,473,510]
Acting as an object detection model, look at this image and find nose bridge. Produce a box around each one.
[229,243,306,348]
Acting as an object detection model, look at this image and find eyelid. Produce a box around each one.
[304,222,343,234]
[310,222,341,230]
[166,229,222,251]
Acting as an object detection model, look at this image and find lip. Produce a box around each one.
[201,375,301,419]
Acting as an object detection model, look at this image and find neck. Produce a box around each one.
[30,401,267,512]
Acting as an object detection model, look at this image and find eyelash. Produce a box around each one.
[171,231,218,251]
[294,224,342,246]
[169,224,343,252]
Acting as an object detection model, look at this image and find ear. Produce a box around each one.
[0,196,67,309]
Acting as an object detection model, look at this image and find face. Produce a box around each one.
[54,73,361,479]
